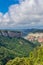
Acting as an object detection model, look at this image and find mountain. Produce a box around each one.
[17,29,43,37]
[0,29,43,37]
[0,30,22,38]
[0,35,40,65]
[0,30,41,65]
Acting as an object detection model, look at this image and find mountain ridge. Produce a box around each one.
[0,30,22,38]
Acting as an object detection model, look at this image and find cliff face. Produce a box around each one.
[0,30,22,38]
[25,33,43,43]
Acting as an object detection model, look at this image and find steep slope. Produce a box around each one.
[6,46,43,65]
[0,30,22,38]
[0,36,40,65]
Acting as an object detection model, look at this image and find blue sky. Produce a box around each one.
[0,0,19,13]
[0,0,43,29]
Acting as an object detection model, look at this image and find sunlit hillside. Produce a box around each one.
[25,33,43,45]
[6,46,43,65]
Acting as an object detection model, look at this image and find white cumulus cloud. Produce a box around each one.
[0,0,43,29]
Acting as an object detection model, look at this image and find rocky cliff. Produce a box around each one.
[0,30,22,38]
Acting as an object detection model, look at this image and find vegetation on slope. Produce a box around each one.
[6,46,43,65]
[0,36,40,65]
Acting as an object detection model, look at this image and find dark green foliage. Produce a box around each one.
[0,47,16,65]
[6,46,43,65]
[0,36,37,65]
[0,36,40,65]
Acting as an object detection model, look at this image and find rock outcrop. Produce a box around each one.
[0,30,22,38]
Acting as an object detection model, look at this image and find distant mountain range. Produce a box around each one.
[17,29,43,36]
[0,29,43,37]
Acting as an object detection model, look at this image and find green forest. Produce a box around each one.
[0,36,42,65]
[6,46,43,65]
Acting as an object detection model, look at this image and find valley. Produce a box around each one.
[0,29,43,65]
[0,35,39,65]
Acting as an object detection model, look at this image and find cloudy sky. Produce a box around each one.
[0,0,43,29]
